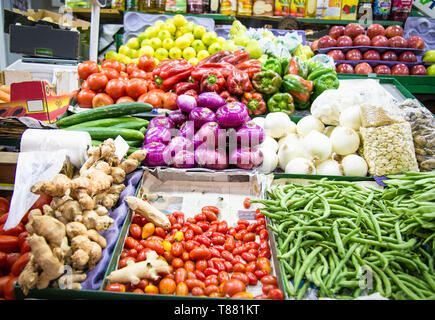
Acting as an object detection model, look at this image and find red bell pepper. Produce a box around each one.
[226,69,253,96]
[152,59,193,91]
[196,51,232,66]
[200,72,226,93]
[184,89,198,100]
[241,92,267,116]
[235,59,262,79]
[191,62,235,81]
[287,58,299,75]
[289,76,313,102]
[174,82,200,96]
[220,50,251,66]
[220,91,239,103]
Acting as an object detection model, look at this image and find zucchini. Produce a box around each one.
[66,127,144,141]
[57,102,153,127]
[64,117,147,130]
[113,119,149,130]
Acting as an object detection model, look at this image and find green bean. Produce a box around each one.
[394,222,403,243]
[332,221,345,258]
[385,269,421,300]
[397,273,432,292]
[296,281,310,300]
[365,209,382,242]
[280,189,296,210]
[287,226,331,232]
[280,230,296,253]
[280,264,296,297]
[368,249,389,270]
[293,246,323,291]
[422,271,435,292]
[418,248,434,273]
[278,231,303,259]
[326,243,358,288]
[349,237,416,250]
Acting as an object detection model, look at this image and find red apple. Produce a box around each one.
[407,36,425,49]
[374,65,392,75]
[381,50,398,61]
[311,40,319,51]
[329,26,345,39]
[327,49,346,60]
[399,51,417,62]
[389,36,408,48]
[318,35,337,48]
[363,50,381,60]
[344,23,365,38]
[371,35,389,47]
[354,34,371,46]
[337,63,355,73]
[355,62,373,74]
[411,65,427,75]
[391,64,410,75]
[336,35,353,47]
[346,49,363,60]
[367,24,386,39]
[385,25,404,39]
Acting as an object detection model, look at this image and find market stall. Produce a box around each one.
[0,3,434,302]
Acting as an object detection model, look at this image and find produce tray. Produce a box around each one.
[98,168,286,300]
[316,46,424,54]
[333,59,422,68]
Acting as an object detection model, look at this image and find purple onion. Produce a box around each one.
[144,126,171,145]
[148,116,176,130]
[177,94,197,113]
[142,142,167,166]
[195,146,228,170]
[163,136,194,165]
[216,102,249,129]
[236,121,265,147]
[173,150,195,168]
[192,122,224,150]
[197,92,226,111]
[229,147,263,170]
[189,107,217,129]
[168,110,188,127]
[178,121,195,139]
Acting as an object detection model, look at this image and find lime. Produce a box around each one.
[162,22,176,35]
[169,47,183,59]
[138,46,154,57]
[175,36,191,50]
[154,20,164,30]
[188,57,199,66]
[155,48,169,61]
[196,50,210,61]
[141,39,152,47]
[144,26,158,39]
[217,36,226,46]
[207,42,222,55]
[162,38,174,50]
[191,39,206,53]
[118,45,129,56]
[150,37,162,50]
[158,30,172,41]
[105,50,117,60]
[193,25,206,39]
[138,32,147,43]
[202,31,218,47]
[173,14,187,28]
[126,37,140,50]
[183,47,196,60]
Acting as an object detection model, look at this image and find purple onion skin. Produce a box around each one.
[168,110,188,127]
[144,126,171,145]
[148,116,176,130]
[229,147,263,170]
[216,102,249,129]
[178,121,195,139]
[192,122,225,150]
[142,142,167,166]
[173,150,195,168]
[195,146,228,170]
[177,94,197,113]
[162,136,194,165]
[197,92,226,111]
[189,107,217,129]
[236,121,265,147]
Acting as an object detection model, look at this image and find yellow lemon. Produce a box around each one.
[202,31,218,47]
[162,22,176,35]
[175,30,184,39]
[126,37,140,50]
[144,26,158,38]
[119,55,132,65]
[184,32,195,43]
[217,36,226,46]
[175,36,191,50]
[188,57,199,66]
[184,21,195,33]
[162,38,174,50]
[191,39,206,53]
[138,46,154,57]
[196,50,210,60]
[169,47,182,59]
[138,32,147,43]
[154,58,160,66]
[183,47,196,60]
[154,20,164,30]
[173,14,187,27]
[207,42,222,55]
[150,37,162,50]
[193,25,206,39]
[105,50,117,60]
[158,30,172,41]
[155,48,169,61]
[141,39,152,47]
[118,45,129,56]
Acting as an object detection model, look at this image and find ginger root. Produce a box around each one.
[26,209,66,248]
[125,196,171,230]
[106,250,171,285]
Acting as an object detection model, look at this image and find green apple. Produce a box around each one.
[162,38,174,50]
[118,45,129,56]
[158,30,172,41]
[138,46,154,57]
[234,35,250,47]
[138,32,147,43]
[144,26,158,39]
[423,50,435,63]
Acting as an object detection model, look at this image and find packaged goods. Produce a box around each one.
[275,0,290,15]
[373,0,392,20]
[165,0,187,12]
[340,0,358,19]
[305,0,317,17]
[322,0,342,19]
[221,0,237,14]
[290,0,306,16]
[238,0,253,15]
[389,0,412,22]
[252,0,274,15]
[316,0,325,17]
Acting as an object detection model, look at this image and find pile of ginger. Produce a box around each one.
[18,139,147,294]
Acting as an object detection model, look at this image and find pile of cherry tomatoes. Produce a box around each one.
[77,56,177,110]
[105,205,284,299]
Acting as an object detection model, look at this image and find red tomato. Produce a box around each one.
[101,67,120,80]
[195,259,208,272]
[224,237,236,252]
[116,96,135,104]
[254,270,268,279]
[194,269,206,281]
[205,275,219,287]
[104,283,126,292]
[190,224,203,236]
[0,222,23,237]
[190,248,211,260]
[101,59,124,73]
[259,249,271,259]
[217,221,228,234]
[129,69,149,80]
[92,93,114,108]
[176,282,189,296]
[221,279,246,297]
[204,284,219,296]
[105,79,127,100]
[246,272,258,285]
[243,197,251,209]
[204,267,219,277]
[138,54,156,72]
[191,286,205,296]
[268,288,284,300]
[231,272,249,286]
[159,277,176,295]
[262,284,277,295]
[195,213,207,222]
[246,261,258,272]
[241,252,256,262]
[77,89,96,108]
[11,252,30,276]
[0,236,19,254]
[118,257,135,268]
[126,63,139,75]
[260,275,277,286]
[129,224,142,239]
[217,271,230,284]
[78,60,99,80]
[87,73,108,91]
[171,242,184,257]
[0,198,10,214]
[126,78,147,99]
[124,237,139,250]
[127,249,138,258]
[0,274,12,296]
[242,232,256,243]
[184,260,195,272]
[186,279,205,290]
[228,227,237,236]
[175,267,187,284]
[172,258,184,269]
[4,276,17,300]
[233,262,246,273]
[137,90,163,109]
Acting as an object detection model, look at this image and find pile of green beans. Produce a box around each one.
[252,172,435,300]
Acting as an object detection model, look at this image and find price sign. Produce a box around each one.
[413,0,435,18]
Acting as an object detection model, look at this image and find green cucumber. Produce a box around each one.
[66,127,144,141]
[57,102,153,127]
[139,127,147,135]
[91,139,141,147]
[127,147,140,156]
[92,140,102,146]
[113,119,149,130]
[64,117,147,130]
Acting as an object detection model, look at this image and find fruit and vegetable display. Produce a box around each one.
[104,198,284,299]
[313,23,429,76]
[251,171,435,300]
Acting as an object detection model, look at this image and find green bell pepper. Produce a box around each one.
[307,66,336,81]
[312,73,340,100]
[252,70,282,95]
[294,97,311,110]
[281,74,309,94]
[261,58,282,76]
[296,58,309,79]
[267,92,295,115]
[278,57,290,76]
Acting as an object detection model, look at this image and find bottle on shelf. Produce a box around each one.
[305,0,317,17]
[275,0,290,16]
[125,0,138,10]
[290,0,307,17]
[237,0,253,15]
[373,0,392,20]
[357,0,373,19]
[221,0,237,14]
[111,0,126,9]
[389,0,412,22]
[209,0,221,12]
[140,0,166,12]
[187,0,206,12]
[165,0,187,12]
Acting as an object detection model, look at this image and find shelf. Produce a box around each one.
[71,8,123,20]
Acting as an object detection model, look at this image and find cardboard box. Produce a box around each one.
[0,70,32,86]
[0,81,74,123]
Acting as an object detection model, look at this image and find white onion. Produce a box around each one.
[296,115,325,138]
[251,116,265,128]
[324,126,335,137]
[278,133,299,149]
[259,136,279,154]
[278,141,310,170]
[285,158,316,175]
[341,154,368,176]
[303,131,332,163]
[257,151,279,173]
[339,106,362,131]
[316,159,343,176]
[330,126,360,156]
[264,112,296,138]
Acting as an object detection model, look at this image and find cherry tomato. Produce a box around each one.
[233,263,246,273]
[154,227,166,239]
[247,222,258,232]
[235,230,248,241]
[254,269,268,279]
[268,288,284,300]
[204,267,219,277]
[171,257,183,269]
[92,93,114,108]
[181,251,190,262]
[209,247,221,259]
[186,279,205,290]
[243,197,251,209]
[132,214,144,227]
[217,271,230,284]
[187,271,197,280]
[221,250,234,262]
[231,272,249,286]
[232,291,254,299]
[254,294,270,300]
[104,283,126,293]
[171,242,184,257]
[246,272,258,286]
[191,286,205,296]
[203,209,218,222]
[190,224,203,235]
[138,54,156,72]
[158,277,176,295]
[78,60,100,80]
[196,221,210,232]
[221,279,246,297]
[118,256,135,268]
[212,234,225,246]
[241,252,256,262]
[204,284,219,296]
[262,284,278,295]
[77,89,96,108]
[127,249,138,258]
[101,67,120,80]
[145,240,164,256]
[175,268,187,284]
[228,227,237,236]
[184,260,195,272]
[142,222,155,239]
[209,291,225,298]
[259,229,269,240]
[258,257,271,273]
[101,59,124,73]
[217,221,228,234]
[124,237,139,250]
[242,232,256,243]
[195,259,208,272]
[176,282,189,296]
[129,224,142,239]
[259,249,271,259]
[224,237,236,252]
[246,261,258,273]
[144,284,159,294]
[260,275,278,286]
[190,248,211,260]
[205,275,219,287]
[194,269,206,281]
[132,288,144,294]
[119,249,129,259]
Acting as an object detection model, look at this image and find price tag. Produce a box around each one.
[413,0,435,18]
[114,135,129,160]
